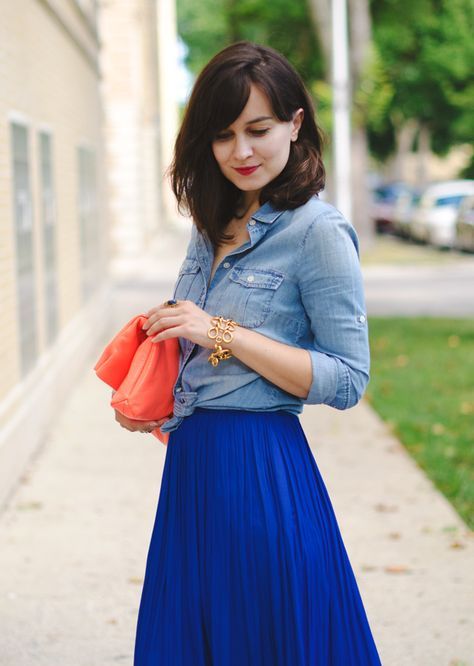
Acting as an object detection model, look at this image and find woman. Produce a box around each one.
[122,41,382,665]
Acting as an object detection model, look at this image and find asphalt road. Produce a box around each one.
[362,260,474,317]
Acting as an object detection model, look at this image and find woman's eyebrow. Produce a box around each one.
[245,115,273,125]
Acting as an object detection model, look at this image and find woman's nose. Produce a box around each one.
[232,135,253,161]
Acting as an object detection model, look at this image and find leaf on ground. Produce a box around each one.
[384,564,412,574]
[447,335,460,348]
[16,501,43,511]
[431,422,446,435]
[128,576,143,585]
[442,525,460,533]
[449,541,466,549]
[395,354,409,367]
[360,563,378,572]
[374,502,398,512]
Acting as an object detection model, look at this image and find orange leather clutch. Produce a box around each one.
[93,314,180,445]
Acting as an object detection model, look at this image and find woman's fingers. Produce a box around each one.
[114,410,164,433]
[144,315,181,336]
[144,300,183,321]
[151,324,184,342]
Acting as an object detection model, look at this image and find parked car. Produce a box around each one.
[454,194,474,252]
[370,182,413,234]
[391,188,421,238]
[410,180,474,248]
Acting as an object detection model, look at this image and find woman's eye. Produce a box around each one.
[213,128,270,141]
[249,128,270,136]
[214,133,232,141]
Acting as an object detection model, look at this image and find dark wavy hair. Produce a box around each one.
[169,41,326,247]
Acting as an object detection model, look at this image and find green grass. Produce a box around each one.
[366,318,474,530]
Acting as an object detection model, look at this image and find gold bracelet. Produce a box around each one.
[207,316,238,367]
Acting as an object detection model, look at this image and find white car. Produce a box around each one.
[410,180,474,248]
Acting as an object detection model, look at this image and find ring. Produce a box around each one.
[164,299,178,307]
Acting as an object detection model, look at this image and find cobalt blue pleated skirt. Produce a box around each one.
[133,408,382,665]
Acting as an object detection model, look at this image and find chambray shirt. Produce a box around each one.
[160,195,370,435]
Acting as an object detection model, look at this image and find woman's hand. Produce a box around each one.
[114,410,169,434]
[142,300,216,349]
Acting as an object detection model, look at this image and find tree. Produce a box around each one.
[368,0,474,184]
[177,0,324,83]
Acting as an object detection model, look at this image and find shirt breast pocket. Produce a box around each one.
[173,258,202,301]
[226,266,284,328]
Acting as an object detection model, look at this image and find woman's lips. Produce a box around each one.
[233,165,260,176]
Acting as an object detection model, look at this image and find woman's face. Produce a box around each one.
[211,84,303,201]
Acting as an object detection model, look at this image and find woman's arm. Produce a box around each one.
[295,208,370,409]
[142,300,313,399]
[229,326,313,399]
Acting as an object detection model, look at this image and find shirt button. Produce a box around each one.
[223,261,231,268]
[248,219,256,226]
[358,314,366,323]
[247,275,255,282]
[175,386,182,392]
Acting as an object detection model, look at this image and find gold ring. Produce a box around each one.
[164,299,178,307]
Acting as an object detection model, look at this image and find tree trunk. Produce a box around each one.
[391,119,418,183]
[416,124,431,189]
[307,0,331,72]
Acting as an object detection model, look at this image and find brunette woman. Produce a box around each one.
[123,41,381,665]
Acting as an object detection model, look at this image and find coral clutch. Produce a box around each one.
[93,314,180,445]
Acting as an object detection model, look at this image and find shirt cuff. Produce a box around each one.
[304,349,351,410]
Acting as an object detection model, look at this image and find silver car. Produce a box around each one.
[411,180,474,248]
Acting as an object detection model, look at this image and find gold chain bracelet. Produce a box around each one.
[207,316,238,367]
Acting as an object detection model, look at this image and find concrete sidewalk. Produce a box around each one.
[0,233,473,665]
[0,342,472,664]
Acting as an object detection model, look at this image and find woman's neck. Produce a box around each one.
[235,193,261,220]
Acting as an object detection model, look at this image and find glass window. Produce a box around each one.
[10,122,38,376]
[78,146,100,301]
[39,131,58,345]
[435,195,466,208]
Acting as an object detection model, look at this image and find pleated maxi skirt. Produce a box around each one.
[133,408,382,666]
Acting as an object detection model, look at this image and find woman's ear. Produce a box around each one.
[291,108,304,141]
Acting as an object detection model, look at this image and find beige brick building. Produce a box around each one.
[0,0,180,506]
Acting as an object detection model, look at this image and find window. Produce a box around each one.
[10,122,38,376]
[39,131,58,345]
[78,146,100,301]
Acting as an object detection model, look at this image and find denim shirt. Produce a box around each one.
[160,195,370,435]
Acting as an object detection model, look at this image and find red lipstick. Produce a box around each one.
[234,165,260,176]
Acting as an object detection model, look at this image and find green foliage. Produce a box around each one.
[367,317,474,529]
[352,43,395,132]
[177,0,324,83]
[368,0,474,160]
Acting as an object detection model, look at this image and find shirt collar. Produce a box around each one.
[250,200,285,224]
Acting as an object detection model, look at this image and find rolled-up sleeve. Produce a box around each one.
[297,208,370,409]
